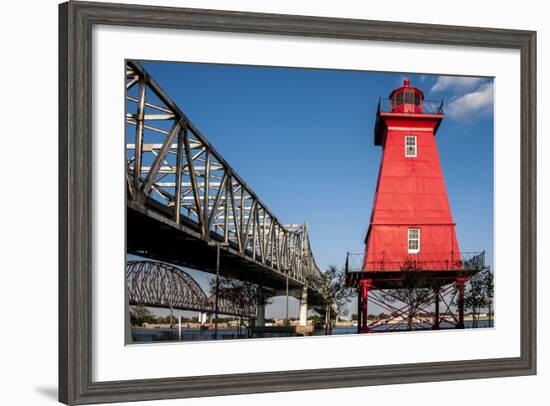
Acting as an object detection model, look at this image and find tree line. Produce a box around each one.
[129,263,494,332]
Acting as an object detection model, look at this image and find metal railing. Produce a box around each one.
[345,251,486,273]
[377,98,444,115]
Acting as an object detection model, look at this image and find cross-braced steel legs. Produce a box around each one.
[356,278,468,333]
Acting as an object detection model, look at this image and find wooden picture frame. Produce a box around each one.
[59,1,536,404]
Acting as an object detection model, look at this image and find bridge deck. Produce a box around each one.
[128,200,323,305]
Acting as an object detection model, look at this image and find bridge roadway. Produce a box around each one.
[126,60,325,308]
[127,199,321,304]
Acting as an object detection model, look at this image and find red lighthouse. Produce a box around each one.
[366,79,460,272]
[346,79,485,333]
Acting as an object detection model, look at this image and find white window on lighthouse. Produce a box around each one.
[405,135,417,157]
[408,228,420,253]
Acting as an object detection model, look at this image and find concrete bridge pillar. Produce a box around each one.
[125,280,132,345]
[299,286,308,327]
[256,303,266,327]
[199,313,208,325]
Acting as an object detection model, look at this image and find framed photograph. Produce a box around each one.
[59,1,536,404]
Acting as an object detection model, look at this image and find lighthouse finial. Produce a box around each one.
[403,78,410,87]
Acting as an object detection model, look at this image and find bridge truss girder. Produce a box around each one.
[127,260,256,318]
[125,60,322,294]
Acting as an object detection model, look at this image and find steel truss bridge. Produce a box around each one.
[127,260,255,318]
[125,60,324,305]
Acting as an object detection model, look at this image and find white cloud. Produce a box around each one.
[446,82,494,120]
[431,76,484,93]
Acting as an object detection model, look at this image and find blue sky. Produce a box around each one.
[133,60,494,318]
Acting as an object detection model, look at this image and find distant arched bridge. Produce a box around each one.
[125,60,324,308]
[127,260,256,318]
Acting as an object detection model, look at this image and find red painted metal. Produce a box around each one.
[388,77,424,114]
[359,279,373,333]
[357,286,362,333]
[346,80,481,334]
[364,79,461,273]
[355,281,460,332]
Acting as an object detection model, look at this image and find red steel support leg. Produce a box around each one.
[432,286,440,330]
[362,283,368,333]
[456,277,467,329]
[357,287,362,334]
[359,279,373,333]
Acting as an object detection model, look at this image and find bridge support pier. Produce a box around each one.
[200,313,208,326]
[299,286,308,327]
[125,280,132,344]
[256,303,266,327]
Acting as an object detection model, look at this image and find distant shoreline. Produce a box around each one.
[133,315,495,330]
